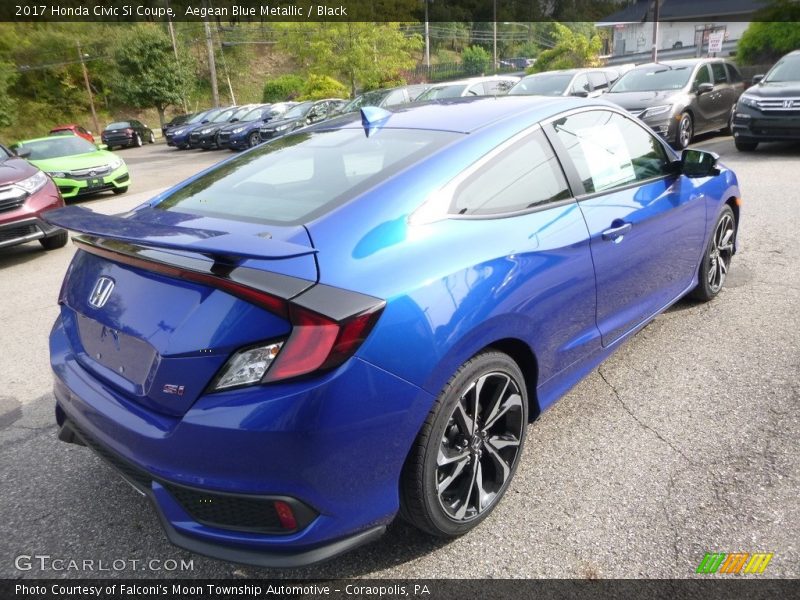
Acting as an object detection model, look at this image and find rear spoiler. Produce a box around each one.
[43,206,317,261]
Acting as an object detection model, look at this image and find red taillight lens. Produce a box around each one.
[263,307,340,381]
[273,500,297,530]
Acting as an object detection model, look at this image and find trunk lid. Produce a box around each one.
[46,206,317,416]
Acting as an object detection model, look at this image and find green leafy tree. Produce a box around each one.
[0,61,17,128]
[298,75,349,100]
[529,23,603,73]
[276,23,422,97]
[262,74,305,102]
[462,45,491,75]
[112,24,193,127]
[738,17,800,64]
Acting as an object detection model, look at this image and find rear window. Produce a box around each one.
[156,127,458,225]
[106,122,130,130]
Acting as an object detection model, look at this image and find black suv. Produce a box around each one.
[732,50,800,151]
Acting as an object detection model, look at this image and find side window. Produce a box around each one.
[551,110,669,195]
[606,70,620,86]
[486,80,514,94]
[570,74,590,95]
[451,129,571,216]
[726,63,743,83]
[693,65,711,89]
[465,83,485,96]
[588,72,608,91]
[711,62,728,84]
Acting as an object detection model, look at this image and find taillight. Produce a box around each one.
[72,237,385,389]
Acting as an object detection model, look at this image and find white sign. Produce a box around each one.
[708,31,724,54]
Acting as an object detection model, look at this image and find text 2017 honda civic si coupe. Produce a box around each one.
[45,97,741,567]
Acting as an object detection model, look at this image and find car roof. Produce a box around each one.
[427,75,520,88]
[636,58,727,69]
[324,95,597,134]
[50,124,78,129]
[15,135,92,144]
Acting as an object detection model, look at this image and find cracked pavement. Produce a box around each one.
[0,137,797,579]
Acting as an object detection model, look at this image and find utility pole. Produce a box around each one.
[651,0,660,63]
[423,0,430,69]
[203,9,219,107]
[493,0,498,74]
[165,0,188,112]
[76,42,100,135]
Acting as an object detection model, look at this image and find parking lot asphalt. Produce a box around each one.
[0,135,797,579]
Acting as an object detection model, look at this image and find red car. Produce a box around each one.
[49,124,95,144]
[0,144,67,251]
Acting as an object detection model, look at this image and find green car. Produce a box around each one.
[11,135,129,199]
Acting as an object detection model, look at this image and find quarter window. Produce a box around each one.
[551,110,669,195]
[451,129,571,216]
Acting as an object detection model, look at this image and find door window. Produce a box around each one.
[711,62,728,84]
[693,65,711,89]
[551,110,670,195]
[450,129,571,216]
[725,63,743,83]
[588,72,608,91]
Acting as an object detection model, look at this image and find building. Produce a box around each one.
[596,0,765,64]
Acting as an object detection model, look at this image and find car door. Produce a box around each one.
[691,64,720,134]
[545,108,706,347]
[710,62,736,128]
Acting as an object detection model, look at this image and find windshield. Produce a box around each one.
[187,111,209,124]
[106,122,130,130]
[764,55,800,83]
[343,90,390,112]
[239,107,267,122]
[229,106,254,121]
[156,128,458,225]
[212,109,237,123]
[609,66,692,92]
[282,102,313,120]
[416,85,468,101]
[508,74,573,96]
[14,137,98,160]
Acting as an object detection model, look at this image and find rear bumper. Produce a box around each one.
[49,315,433,565]
[102,136,135,147]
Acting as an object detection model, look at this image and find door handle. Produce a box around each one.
[601,222,632,241]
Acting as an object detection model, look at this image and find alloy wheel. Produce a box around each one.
[436,371,524,522]
[707,212,734,293]
[678,113,693,149]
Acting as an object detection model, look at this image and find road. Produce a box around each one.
[0,135,798,579]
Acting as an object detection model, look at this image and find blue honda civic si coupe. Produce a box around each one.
[46,96,740,567]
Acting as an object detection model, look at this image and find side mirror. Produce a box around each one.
[97,143,108,150]
[751,74,764,84]
[571,89,589,98]
[681,149,720,177]
[697,82,714,94]
[14,147,31,159]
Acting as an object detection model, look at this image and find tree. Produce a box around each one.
[298,75,349,100]
[276,23,422,97]
[0,61,16,128]
[462,45,491,76]
[262,74,305,102]
[113,24,193,127]
[738,19,800,64]
[529,23,603,73]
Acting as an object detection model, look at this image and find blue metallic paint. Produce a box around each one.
[48,96,740,565]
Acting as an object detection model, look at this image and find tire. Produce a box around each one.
[134,134,142,148]
[39,230,68,250]
[400,350,528,537]
[248,132,261,148]
[735,139,758,152]
[148,131,155,144]
[690,205,736,302]
[112,186,128,195]
[106,145,114,151]
[722,110,734,135]
[672,112,693,150]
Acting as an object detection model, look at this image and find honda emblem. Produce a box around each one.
[88,277,115,309]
